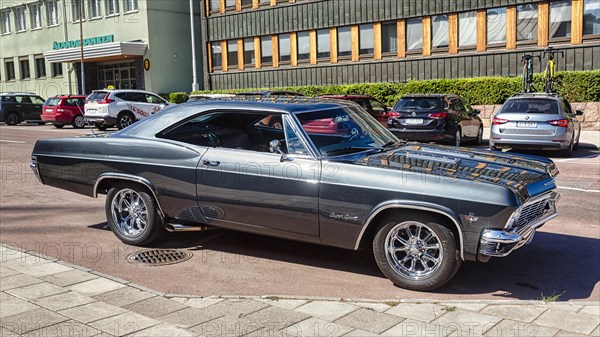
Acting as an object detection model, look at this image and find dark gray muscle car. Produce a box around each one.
[30,98,560,291]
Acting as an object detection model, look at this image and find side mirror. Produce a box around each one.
[269,139,289,162]
[473,109,481,115]
[576,110,584,116]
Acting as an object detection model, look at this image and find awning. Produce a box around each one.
[43,42,147,63]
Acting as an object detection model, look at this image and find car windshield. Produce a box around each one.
[87,91,109,102]
[44,97,61,106]
[500,99,559,114]
[394,97,442,111]
[294,106,400,157]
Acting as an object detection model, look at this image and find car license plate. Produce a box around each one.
[45,108,53,112]
[404,119,423,125]
[86,109,96,114]
[516,122,537,128]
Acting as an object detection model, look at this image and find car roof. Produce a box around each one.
[116,97,356,138]
[51,95,87,98]
[508,93,563,101]
[236,90,304,97]
[319,94,375,100]
[91,89,155,94]
[401,94,453,99]
[0,92,38,96]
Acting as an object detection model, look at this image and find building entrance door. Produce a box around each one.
[97,61,138,89]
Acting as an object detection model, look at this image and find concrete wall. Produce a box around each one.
[473,102,600,131]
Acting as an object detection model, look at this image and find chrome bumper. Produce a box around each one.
[479,192,559,257]
[30,156,44,184]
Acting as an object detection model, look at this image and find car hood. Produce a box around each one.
[354,143,559,204]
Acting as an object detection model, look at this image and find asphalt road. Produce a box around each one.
[1,123,598,301]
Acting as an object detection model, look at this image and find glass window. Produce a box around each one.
[317,29,330,59]
[584,0,600,36]
[487,7,507,45]
[225,0,235,9]
[51,63,63,77]
[284,117,309,156]
[431,14,449,49]
[106,0,119,15]
[359,24,374,55]
[259,0,269,5]
[1,10,10,34]
[406,18,423,51]
[125,0,138,12]
[550,0,572,39]
[381,22,397,54]
[209,0,220,12]
[20,58,30,80]
[243,38,255,66]
[459,11,477,48]
[261,36,273,65]
[5,59,15,80]
[35,56,46,78]
[15,7,26,31]
[337,26,352,57]
[73,0,86,21]
[211,43,222,69]
[30,3,42,28]
[297,31,310,61]
[279,33,291,63]
[47,1,59,25]
[90,0,102,18]
[227,40,238,68]
[241,0,253,8]
[517,4,538,41]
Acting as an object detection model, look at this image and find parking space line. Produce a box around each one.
[0,140,26,144]
[556,186,600,193]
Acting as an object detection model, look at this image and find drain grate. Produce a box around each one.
[126,249,192,266]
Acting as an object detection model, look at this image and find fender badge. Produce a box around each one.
[464,213,479,223]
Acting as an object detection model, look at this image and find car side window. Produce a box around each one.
[453,99,466,112]
[146,94,165,104]
[370,100,387,113]
[562,100,575,116]
[16,96,32,104]
[115,93,129,100]
[31,96,45,105]
[461,99,473,113]
[284,117,309,156]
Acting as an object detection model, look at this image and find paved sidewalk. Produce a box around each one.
[1,245,598,336]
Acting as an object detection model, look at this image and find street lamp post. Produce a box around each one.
[78,0,85,95]
[189,0,199,92]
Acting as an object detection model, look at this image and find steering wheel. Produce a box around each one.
[206,132,221,147]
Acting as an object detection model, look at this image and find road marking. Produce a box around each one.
[556,186,600,193]
[0,140,26,144]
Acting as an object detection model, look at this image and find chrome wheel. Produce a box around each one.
[111,189,149,238]
[73,115,86,128]
[118,113,134,129]
[384,221,443,280]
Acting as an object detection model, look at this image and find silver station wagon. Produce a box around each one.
[490,93,583,156]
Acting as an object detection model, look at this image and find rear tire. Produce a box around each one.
[373,212,461,291]
[5,112,19,126]
[117,111,135,130]
[105,183,164,246]
[72,115,86,129]
[475,126,483,145]
[452,128,462,147]
[559,138,574,157]
[37,122,46,125]
[53,124,65,129]
[96,124,108,131]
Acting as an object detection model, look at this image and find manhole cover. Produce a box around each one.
[126,249,192,266]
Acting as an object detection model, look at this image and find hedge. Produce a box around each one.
[187,70,599,106]
[159,92,190,104]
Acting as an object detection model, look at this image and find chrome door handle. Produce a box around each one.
[203,160,221,167]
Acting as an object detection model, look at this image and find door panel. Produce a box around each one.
[196,149,320,236]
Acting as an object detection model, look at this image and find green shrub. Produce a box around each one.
[189,70,600,106]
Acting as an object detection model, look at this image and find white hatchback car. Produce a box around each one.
[84,89,172,130]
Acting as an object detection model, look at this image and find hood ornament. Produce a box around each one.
[412,112,416,117]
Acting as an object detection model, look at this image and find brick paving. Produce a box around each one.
[1,244,598,336]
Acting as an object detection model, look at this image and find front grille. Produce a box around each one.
[511,193,555,231]
[499,129,554,135]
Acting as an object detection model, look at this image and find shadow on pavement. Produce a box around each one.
[88,222,598,300]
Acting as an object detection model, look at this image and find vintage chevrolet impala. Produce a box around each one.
[30,98,560,290]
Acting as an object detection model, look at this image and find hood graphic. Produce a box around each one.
[357,143,559,202]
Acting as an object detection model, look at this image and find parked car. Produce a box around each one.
[0,92,46,125]
[188,94,235,102]
[490,93,582,156]
[41,95,87,129]
[319,94,390,125]
[236,90,304,98]
[84,89,172,130]
[387,94,483,147]
[31,98,560,291]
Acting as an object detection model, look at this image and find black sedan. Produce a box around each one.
[388,94,484,147]
[31,98,559,291]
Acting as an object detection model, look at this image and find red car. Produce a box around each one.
[318,94,390,124]
[41,95,87,129]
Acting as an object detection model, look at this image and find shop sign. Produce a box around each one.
[52,35,115,50]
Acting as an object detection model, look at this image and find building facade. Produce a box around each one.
[203,0,600,90]
[0,0,201,98]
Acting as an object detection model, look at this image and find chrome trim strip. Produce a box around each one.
[354,201,465,261]
[29,158,44,185]
[504,191,559,230]
[93,173,165,217]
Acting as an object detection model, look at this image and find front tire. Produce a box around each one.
[117,111,135,130]
[96,124,108,131]
[452,128,462,147]
[373,212,461,291]
[106,184,164,246]
[5,112,19,125]
[72,115,86,129]
[475,126,483,145]
[53,124,65,129]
